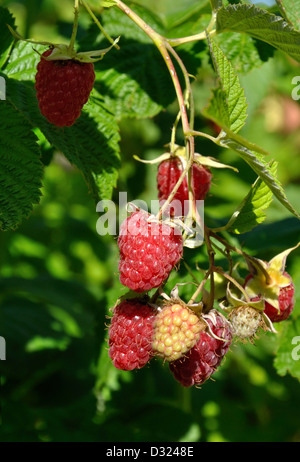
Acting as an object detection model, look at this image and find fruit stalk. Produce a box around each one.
[68,0,80,53]
[115,0,196,218]
[81,0,120,49]
[188,226,215,307]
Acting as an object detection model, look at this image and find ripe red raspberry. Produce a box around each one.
[169,310,232,387]
[118,210,183,293]
[108,299,157,371]
[245,273,295,323]
[152,303,205,361]
[157,158,212,216]
[35,49,95,127]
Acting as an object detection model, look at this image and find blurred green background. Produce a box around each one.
[1,0,300,442]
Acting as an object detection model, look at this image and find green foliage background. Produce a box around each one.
[0,0,300,442]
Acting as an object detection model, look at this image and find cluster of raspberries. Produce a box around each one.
[107,164,295,387]
[107,267,295,387]
[108,299,233,387]
[34,49,295,388]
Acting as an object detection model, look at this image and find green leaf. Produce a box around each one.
[204,87,231,128]
[274,316,300,381]
[79,7,175,119]
[276,0,300,30]
[203,34,248,133]
[0,98,43,231]
[216,31,275,74]
[221,137,300,219]
[216,4,300,63]
[163,1,210,29]
[225,162,277,234]
[0,7,16,69]
[4,40,121,201]
[4,40,45,81]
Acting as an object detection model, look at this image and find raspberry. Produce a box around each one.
[245,272,295,323]
[118,210,183,293]
[35,49,95,127]
[229,305,265,340]
[108,299,156,371]
[157,158,212,216]
[169,310,232,387]
[152,303,205,362]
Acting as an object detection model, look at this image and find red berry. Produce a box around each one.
[169,310,232,387]
[108,299,157,371]
[245,273,295,322]
[35,49,95,127]
[157,158,212,216]
[118,210,183,293]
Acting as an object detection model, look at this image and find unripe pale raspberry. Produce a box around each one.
[108,299,157,371]
[169,310,232,387]
[152,303,205,362]
[229,305,265,340]
[118,210,183,293]
[35,49,95,127]
[245,272,295,323]
[157,158,212,216]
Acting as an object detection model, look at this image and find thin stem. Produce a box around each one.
[207,12,217,32]
[68,0,80,52]
[189,129,218,143]
[170,111,181,153]
[204,226,215,310]
[150,280,167,304]
[214,267,250,302]
[188,267,212,305]
[166,29,216,47]
[209,229,273,285]
[188,227,215,306]
[115,0,194,157]
[183,261,200,285]
[114,1,197,220]
[165,42,195,131]
[157,156,193,220]
[209,238,234,275]
[81,0,120,49]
